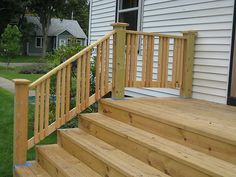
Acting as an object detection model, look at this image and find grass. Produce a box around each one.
[0,55,46,63]
[0,88,57,177]
[0,66,43,82]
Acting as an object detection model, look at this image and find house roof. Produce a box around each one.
[26,15,87,39]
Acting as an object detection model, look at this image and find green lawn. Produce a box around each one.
[0,55,46,63]
[0,67,43,82]
[0,88,57,177]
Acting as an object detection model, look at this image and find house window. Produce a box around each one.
[35,37,43,48]
[59,39,66,47]
[76,39,83,45]
[117,0,141,30]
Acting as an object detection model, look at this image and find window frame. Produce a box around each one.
[116,0,143,31]
[59,38,67,47]
[35,37,43,48]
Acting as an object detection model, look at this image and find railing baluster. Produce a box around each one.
[76,58,81,113]
[81,54,86,109]
[96,44,101,100]
[56,70,61,128]
[132,34,138,86]
[34,85,40,143]
[163,37,169,87]
[125,33,131,86]
[45,78,50,134]
[101,41,105,96]
[130,34,135,87]
[146,35,154,87]
[142,35,148,86]
[65,64,71,121]
[105,38,110,92]
[61,67,66,124]
[86,51,91,107]
[179,39,184,87]
[172,38,178,87]
[158,37,169,87]
[39,82,45,140]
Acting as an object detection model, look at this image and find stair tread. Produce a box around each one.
[37,144,102,177]
[15,161,51,177]
[60,128,170,177]
[81,112,236,177]
[101,98,236,146]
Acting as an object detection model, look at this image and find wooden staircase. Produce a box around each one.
[15,97,236,177]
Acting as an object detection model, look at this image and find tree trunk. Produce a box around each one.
[42,22,50,58]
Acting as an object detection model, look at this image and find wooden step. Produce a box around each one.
[36,144,102,177]
[58,128,170,177]
[80,113,236,177]
[14,161,51,177]
[99,98,236,164]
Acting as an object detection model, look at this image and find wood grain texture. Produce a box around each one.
[100,97,236,164]
[13,79,30,165]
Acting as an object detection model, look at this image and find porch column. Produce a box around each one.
[180,31,197,98]
[13,79,30,166]
[111,22,129,99]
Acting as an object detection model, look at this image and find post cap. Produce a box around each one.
[111,23,129,27]
[182,31,198,36]
[13,79,31,85]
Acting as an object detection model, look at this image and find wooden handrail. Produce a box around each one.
[124,30,196,92]
[13,24,197,166]
[26,31,116,150]
[30,30,117,88]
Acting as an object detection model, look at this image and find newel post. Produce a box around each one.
[13,79,30,166]
[111,22,129,99]
[180,31,197,98]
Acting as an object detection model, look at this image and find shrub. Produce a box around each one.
[46,44,85,69]
[0,25,22,65]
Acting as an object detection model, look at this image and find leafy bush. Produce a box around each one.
[46,44,85,69]
[0,25,22,64]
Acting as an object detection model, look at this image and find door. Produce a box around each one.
[228,17,236,105]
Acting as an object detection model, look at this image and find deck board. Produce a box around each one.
[101,97,236,146]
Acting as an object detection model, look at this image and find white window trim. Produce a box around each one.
[59,38,67,47]
[116,0,143,31]
[35,37,43,48]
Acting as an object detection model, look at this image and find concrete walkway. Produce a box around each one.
[0,77,15,93]
[0,77,35,96]
[0,62,46,67]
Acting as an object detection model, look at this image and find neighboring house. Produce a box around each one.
[25,15,87,56]
[88,0,236,105]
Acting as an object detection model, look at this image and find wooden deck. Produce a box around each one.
[15,97,236,177]
[101,97,236,144]
[100,97,236,165]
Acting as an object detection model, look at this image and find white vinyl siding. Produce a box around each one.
[89,0,116,43]
[142,0,234,104]
[89,0,234,104]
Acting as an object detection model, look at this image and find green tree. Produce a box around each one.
[63,0,89,35]
[0,25,22,66]
[0,0,30,34]
[30,0,66,57]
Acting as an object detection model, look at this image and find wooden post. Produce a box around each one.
[180,31,197,98]
[13,79,30,166]
[111,22,129,99]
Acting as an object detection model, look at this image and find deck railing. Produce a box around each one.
[13,23,196,166]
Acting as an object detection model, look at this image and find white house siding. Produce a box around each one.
[89,0,116,43]
[89,0,234,104]
[142,0,234,104]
